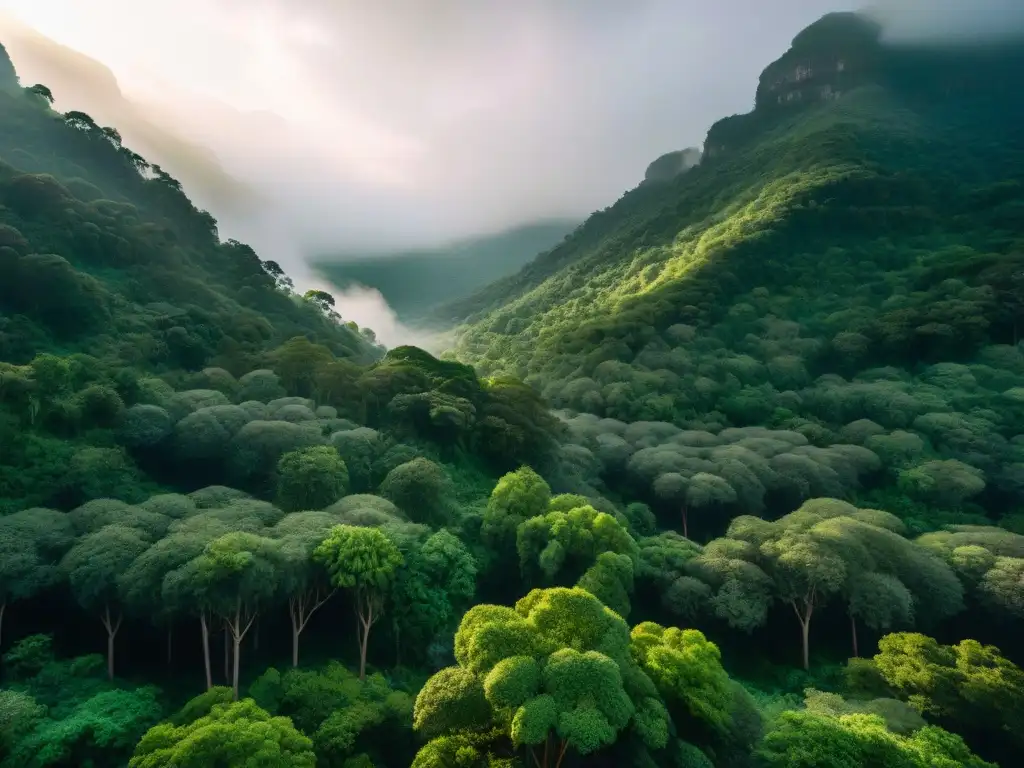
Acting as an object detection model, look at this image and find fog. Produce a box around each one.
[1,1,1022,345]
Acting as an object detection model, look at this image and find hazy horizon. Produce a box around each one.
[2,0,1023,345]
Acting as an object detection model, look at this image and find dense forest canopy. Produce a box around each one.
[1,12,1024,768]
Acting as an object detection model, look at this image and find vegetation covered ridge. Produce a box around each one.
[1,13,1023,768]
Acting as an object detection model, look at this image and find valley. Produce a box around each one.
[0,9,1022,768]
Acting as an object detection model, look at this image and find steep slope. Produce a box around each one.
[0,43,378,370]
[444,12,1024,522]
[313,218,577,323]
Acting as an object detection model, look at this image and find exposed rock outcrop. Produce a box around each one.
[755,12,882,109]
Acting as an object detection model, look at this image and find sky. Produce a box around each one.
[1,0,1022,344]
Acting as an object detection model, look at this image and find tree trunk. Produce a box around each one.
[359,609,372,681]
[100,603,122,681]
[288,588,334,668]
[555,738,568,768]
[850,614,859,658]
[225,598,258,701]
[200,613,212,691]
[232,629,242,701]
[790,593,815,671]
[223,626,229,684]
[800,617,811,670]
[357,588,378,681]
[681,504,689,539]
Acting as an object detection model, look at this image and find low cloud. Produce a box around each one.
[867,0,1024,43]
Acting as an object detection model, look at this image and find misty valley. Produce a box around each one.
[1,6,1024,768]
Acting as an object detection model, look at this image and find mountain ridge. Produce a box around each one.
[441,12,1024,379]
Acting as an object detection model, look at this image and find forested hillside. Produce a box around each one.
[447,13,1024,534]
[1,14,1023,768]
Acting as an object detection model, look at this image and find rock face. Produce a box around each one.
[0,42,19,91]
[643,147,702,184]
[703,12,883,159]
[755,12,882,110]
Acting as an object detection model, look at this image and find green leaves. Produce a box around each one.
[275,445,349,512]
[414,667,492,739]
[314,525,403,592]
[630,623,733,736]
[129,699,315,768]
[414,587,671,764]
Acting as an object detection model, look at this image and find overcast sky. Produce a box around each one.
[2,0,1022,344]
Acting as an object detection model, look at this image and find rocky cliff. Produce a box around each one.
[754,12,882,109]
[703,12,883,159]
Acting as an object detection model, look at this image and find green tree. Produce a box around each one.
[276,445,349,511]
[61,525,150,679]
[378,458,453,526]
[10,687,163,768]
[0,508,73,648]
[413,587,669,766]
[629,623,734,739]
[128,698,315,767]
[190,532,281,699]
[517,504,638,587]
[314,525,404,680]
[391,529,478,665]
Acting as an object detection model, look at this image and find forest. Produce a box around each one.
[1,10,1023,768]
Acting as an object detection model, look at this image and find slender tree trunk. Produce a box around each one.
[850,614,859,658]
[223,627,229,683]
[800,617,811,670]
[200,613,212,691]
[555,738,568,768]
[681,504,689,539]
[288,587,334,668]
[225,598,258,700]
[100,603,123,681]
[232,628,242,701]
[790,593,815,670]
[356,588,378,681]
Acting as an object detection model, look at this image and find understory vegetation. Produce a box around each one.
[2,12,1023,768]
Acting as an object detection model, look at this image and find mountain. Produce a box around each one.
[313,218,578,323]
[442,10,1024,522]
[1,18,1022,768]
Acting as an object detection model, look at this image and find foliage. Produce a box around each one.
[128,698,315,767]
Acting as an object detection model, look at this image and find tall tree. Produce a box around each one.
[0,508,73,648]
[190,532,280,699]
[272,511,340,667]
[62,525,150,679]
[314,525,404,680]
